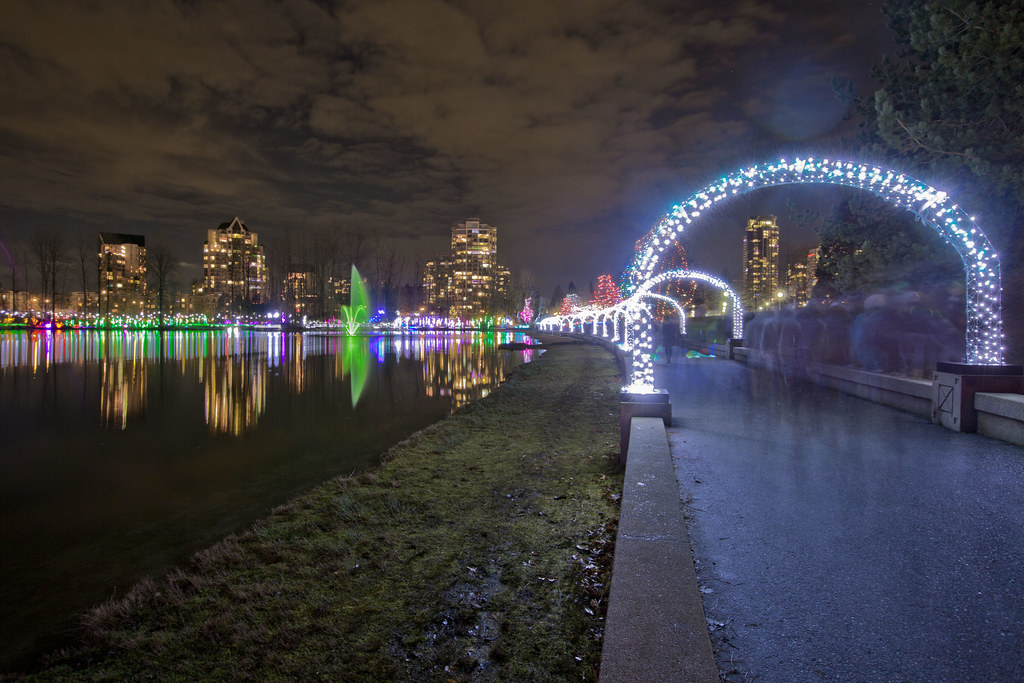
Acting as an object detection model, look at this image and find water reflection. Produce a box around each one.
[0,329,532,436]
[0,328,534,670]
[203,353,267,436]
[101,356,146,430]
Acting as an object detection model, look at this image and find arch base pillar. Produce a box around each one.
[932,362,1024,432]
[728,338,743,360]
[620,390,671,465]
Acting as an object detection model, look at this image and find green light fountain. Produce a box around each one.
[340,265,370,336]
[339,265,371,405]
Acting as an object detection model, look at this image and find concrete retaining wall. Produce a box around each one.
[599,417,717,683]
[804,362,933,418]
[975,393,1024,447]
[537,327,1024,447]
[732,346,1024,447]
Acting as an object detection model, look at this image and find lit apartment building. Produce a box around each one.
[284,265,315,315]
[806,247,819,296]
[742,216,780,311]
[787,247,820,306]
[450,218,498,319]
[98,232,147,316]
[423,219,511,319]
[786,262,809,306]
[424,258,453,314]
[202,217,268,311]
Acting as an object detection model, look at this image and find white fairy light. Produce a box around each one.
[636,158,1003,365]
[539,269,743,393]
[541,158,1004,395]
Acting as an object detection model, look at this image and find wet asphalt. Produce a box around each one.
[658,357,1024,682]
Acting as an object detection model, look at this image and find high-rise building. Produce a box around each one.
[202,217,268,311]
[495,264,511,306]
[283,264,315,315]
[450,218,498,319]
[423,219,508,319]
[806,247,819,297]
[98,232,147,315]
[786,262,810,306]
[787,247,821,306]
[423,258,453,314]
[742,216,780,311]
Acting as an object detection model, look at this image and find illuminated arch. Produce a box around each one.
[641,293,687,335]
[636,158,1002,365]
[626,270,744,390]
[636,270,741,339]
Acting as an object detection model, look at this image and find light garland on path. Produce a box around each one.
[626,270,743,391]
[538,269,742,392]
[635,157,1003,365]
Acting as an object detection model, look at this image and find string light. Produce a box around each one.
[591,274,623,308]
[538,269,742,392]
[622,228,696,311]
[635,157,1003,365]
[519,297,534,324]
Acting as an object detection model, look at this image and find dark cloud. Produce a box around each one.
[0,0,892,293]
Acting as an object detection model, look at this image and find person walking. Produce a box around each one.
[662,314,678,363]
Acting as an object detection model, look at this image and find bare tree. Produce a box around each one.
[9,244,27,311]
[371,235,406,317]
[147,244,178,326]
[310,227,339,319]
[338,225,369,276]
[76,234,95,314]
[409,255,426,313]
[33,229,67,317]
[0,236,20,310]
[505,268,537,318]
[32,234,51,315]
[265,231,295,312]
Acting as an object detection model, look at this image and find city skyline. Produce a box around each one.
[0,1,897,296]
[0,207,830,319]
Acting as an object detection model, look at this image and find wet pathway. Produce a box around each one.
[658,358,1024,682]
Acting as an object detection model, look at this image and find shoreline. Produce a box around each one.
[14,336,624,681]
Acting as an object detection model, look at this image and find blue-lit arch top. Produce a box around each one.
[635,158,1002,365]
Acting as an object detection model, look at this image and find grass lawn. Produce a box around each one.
[27,337,623,681]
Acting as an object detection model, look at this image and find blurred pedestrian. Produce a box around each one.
[663,314,678,362]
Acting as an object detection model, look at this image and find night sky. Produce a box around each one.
[0,0,895,297]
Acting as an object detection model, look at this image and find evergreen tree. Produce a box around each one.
[855,0,1024,360]
[591,274,622,308]
[864,0,1024,227]
[549,285,564,315]
[800,192,961,296]
[813,1,1024,359]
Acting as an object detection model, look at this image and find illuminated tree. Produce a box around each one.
[591,274,622,308]
[560,292,584,316]
[622,227,695,318]
[518,297,533,324]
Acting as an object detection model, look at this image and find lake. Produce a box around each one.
[0,328,537,670]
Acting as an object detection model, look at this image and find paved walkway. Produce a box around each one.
[657,357,1024,682]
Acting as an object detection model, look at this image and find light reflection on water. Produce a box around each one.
[0,329,535,670]
[0,329,536,436]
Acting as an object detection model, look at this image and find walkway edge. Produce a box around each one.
[599,417,718,682]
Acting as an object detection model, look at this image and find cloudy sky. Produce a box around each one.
[0,0,895,296]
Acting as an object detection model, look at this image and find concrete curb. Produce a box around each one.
[599,417,718,682]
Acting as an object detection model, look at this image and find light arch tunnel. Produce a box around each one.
[635,158,1003,370]
[543,157,1003,393]
[538,270,744,391]
[537,292,688,345]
